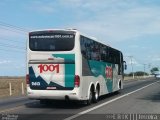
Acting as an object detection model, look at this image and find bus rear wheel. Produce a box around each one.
[86,89,93,105]
[93,88,99,103]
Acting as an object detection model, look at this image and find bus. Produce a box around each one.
[26,29,126,104]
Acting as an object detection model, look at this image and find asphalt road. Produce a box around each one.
[0,78,160,120]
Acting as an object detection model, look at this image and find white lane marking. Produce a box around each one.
[64,81,159,120]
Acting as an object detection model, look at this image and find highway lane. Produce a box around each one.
[0,78,159,120]
[0,96,31,110]
[69,79,160,120]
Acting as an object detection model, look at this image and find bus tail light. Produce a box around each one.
[26,74,30,85]
[74,75,80,87]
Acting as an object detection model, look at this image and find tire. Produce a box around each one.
[86,89,93,105]
[93,88,99,103]
[119,81,121,89]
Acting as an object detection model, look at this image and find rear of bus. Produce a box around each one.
[26,30,81,101]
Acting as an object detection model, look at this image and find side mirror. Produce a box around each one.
[123,61,127,70]
[125,64,127,70]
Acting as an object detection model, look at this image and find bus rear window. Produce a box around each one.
[29,32,75,51]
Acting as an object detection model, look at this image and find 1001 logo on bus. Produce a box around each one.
[38,64,59,73]
[106,66,112,79]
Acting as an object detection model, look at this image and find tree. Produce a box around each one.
[134,71,148,76]
[127,71,149,77]
[150,67,159,74]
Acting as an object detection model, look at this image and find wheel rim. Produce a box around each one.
[95,89,99,100]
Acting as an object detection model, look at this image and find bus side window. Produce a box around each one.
[107,48,111,63]
[118,52,123,75]
[100,45,106,62]
[109,48,115,63]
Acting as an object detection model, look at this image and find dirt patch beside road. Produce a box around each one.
[0,77,26,98]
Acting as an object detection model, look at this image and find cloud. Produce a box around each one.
[25,0,160,43]
[27,1,55,14]
[0,28,26,39]
[26,0,160,43]
[59,0,83,8]
[0,60,12,64]
[73,6,160,42]
[0,60,25,71]
[37,6,55,13]
[148,55,160,62]
[154,58,160,61]
[129,45,139,48]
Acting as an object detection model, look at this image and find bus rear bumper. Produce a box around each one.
[27,87,83,101]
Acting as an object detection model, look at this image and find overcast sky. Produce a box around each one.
[0,0,160,76]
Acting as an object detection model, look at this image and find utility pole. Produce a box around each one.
[126,56,134,79]
[143,64,146,78]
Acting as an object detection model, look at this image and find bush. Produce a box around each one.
[127,71,148,77]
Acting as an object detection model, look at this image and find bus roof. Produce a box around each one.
[29,28,120,52]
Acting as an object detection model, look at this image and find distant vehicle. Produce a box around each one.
[26,29,127,104]
[155,73,160,78]
[153,71,160,78]
[155,74,160,78]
